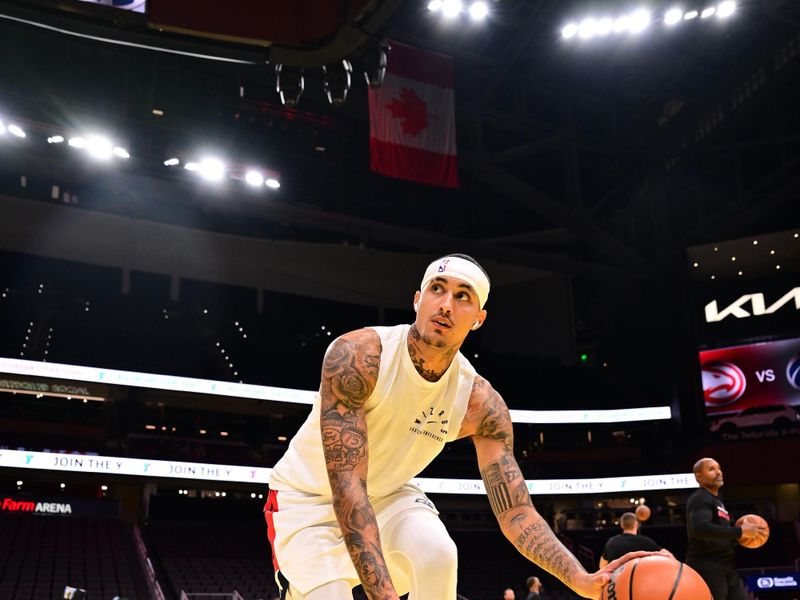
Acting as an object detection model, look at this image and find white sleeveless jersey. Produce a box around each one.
[269,324,477,498]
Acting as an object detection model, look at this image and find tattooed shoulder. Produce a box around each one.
[461,376,513,448]
[321,329,382,410]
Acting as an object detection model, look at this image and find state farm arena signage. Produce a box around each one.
[0,496,119,518]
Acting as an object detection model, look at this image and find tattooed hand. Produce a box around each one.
[461,376,600,598]
[320,329,400,600]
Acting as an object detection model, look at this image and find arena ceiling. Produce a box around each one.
[0,0,798,351]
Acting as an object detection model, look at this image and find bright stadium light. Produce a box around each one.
[47,135,65,144]
[469,1,489,21]
[441,0,462,18]
[428,0,442,11]
[596,17,614,36]
[718,0,735,18]
[68,137,87,149]
[8,124,26,138]
[562,22,579,39]
[628,9,651,33]
[198,158,225,182]
[0,121,5,135]
[265,178,281,189]
[86,136,113,160]
[184,162,199,171]
[665,7,683,25]
[245,170,264,187]
[578,18,597,39]
[614,15,631,33]
[684,9,699,19]
[113,147,130,159]
[701,6,716,18]
[164,158,180,167]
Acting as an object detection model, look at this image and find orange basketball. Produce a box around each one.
[735,514,769,549]
[635,504,651,521]
[600,556,712,600]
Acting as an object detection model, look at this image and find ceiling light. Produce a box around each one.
[86,136,113,160]
[752,240,758,245]
[101,485,108,491]
[266,178,281,189]
[684,10,699,19]
[665,7,683,25]
[275,65,305,108]
[628,9,652,33]
[164,158,180,166]
[113,147,130,159]
[562,23,579,39]
[245,171,264,187]
[362,39,389,88]
[776,265,781,270]
[48,135,65,144]
[731,256,736,261]
[717,1,735,18]
[198,159,225,181]
[441,0,462,18]
[701,6,716,18]
[578,18,597,39]
[322,59,354,106]
[428,0,442,10]
[738,271,743,276]
[770,250,775,255]
[596,18,614,36]
[614,16,631,32]
[468,1,489,21]
[693,262,699,267]
[8,124,26,138]
[0,121,5,135]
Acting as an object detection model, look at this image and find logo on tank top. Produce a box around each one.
[409,406,449,442]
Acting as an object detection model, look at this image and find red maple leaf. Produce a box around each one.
[385,87,429,137]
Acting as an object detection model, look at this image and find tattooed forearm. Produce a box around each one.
[321,332,397,600]
[509,510,584,587]
[329,474,396,599]
[481,454,584,588]
[470,376,589,595]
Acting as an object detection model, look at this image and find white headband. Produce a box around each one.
[420,256,490,309]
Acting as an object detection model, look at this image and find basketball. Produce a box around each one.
[736,514,770,549]
[635,504,651,521]
[600,556,712,600]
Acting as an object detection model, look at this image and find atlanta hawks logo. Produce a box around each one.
[702,361,747,408]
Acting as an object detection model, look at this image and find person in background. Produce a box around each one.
[686,458,766,600]
[525,575,543,599]
[503,588,516,600]
[598,512,673,568]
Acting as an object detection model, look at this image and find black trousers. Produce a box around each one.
[693,567,749,600]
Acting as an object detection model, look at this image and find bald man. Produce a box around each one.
[685,458,766,600]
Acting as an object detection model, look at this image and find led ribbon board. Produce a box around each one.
[0,358,671,423]
[0,450,698,495]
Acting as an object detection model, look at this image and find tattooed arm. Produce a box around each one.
[320,329,399,600]
[459,376,648,600]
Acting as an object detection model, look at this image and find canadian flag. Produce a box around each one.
[368,41,459,188]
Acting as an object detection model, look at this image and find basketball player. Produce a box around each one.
[265,254,650,600]
[598,512,673,568]
[686,458,766,600]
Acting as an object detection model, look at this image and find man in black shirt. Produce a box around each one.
[599,512,672,568]
[525,576,542,600]
[686,457,766,600]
